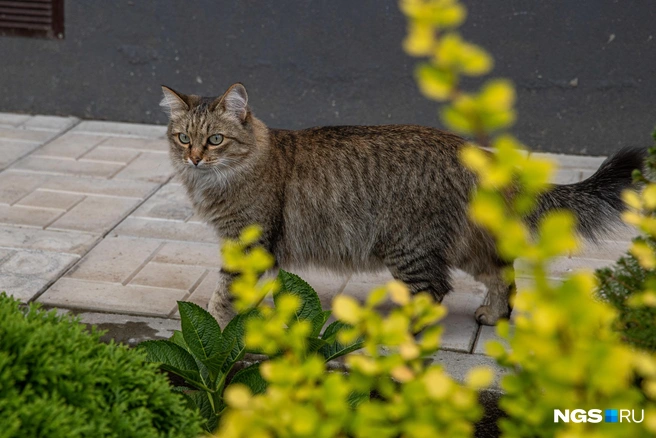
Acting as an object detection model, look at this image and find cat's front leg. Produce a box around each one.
[208,269,237,328]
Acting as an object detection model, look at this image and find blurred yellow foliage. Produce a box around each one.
[461,118,656,437]
[215,1,656,437]
[403,0,656,436]
[217,231,488,437]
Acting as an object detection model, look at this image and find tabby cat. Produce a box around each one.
[161,83,642,327]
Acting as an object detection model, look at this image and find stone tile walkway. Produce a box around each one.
[0,113,638,381]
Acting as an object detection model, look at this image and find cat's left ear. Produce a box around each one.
[213,83,248,123]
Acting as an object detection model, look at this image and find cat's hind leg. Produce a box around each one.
[382,247,452,303]
[465,262,515,326]
[455,226,515,325]
[473,273,515,325]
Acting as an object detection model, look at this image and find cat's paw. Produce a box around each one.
[474,305,508,326]
[207,295,236,328]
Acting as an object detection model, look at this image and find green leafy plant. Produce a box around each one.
[259,269,364,362]
[140,302,254,432]
[140,268,362,432]
[0,292,201,438]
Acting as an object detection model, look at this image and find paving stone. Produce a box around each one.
[580,169,596,181]
[33,133,107,158]
[0,140,42,170]
[39,277,185,317]
[0,171,50,204]
[473,325,511,355]
[551,168,583,184]
[0,204,63,228]
[49,196,141,233]
[0,226,98,255]
[430,349,508,388]
[0,250,77,278]
[152,241,220,268]
[510,277,564,323]
[0,248,15,263]
[340,280,388,309]
[516,256,617,279]
[439,312,480,353]
[112,217,216,243]
[130,261,206,290]
[15,156,123,178]
[0,127,56,143]
[0,249,79,301]
[533,152,607,170]
[348,270,394,286]
[0,113,31,127]
[80,146,140,164]
[187,212,204,223]
[100,137,169,152]
[0,275,51,302]
[440,276,488,353]
[112,152,173,183]
[183,270,219,309]
[15,190,84,210]
[67,236,161,283]
[132,183,193,221]
[339,271,395,311]
[182,268,350,318]
[21,115,78,131]
[40,174,158,198]
[514,276,563,291]
[73,121,167,138]
[576,239,631,261]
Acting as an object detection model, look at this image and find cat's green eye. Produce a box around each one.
[208,134,224,146]
[178,133,190,144]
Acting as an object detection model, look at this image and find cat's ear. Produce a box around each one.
[160,86,189,118]
[213,83,248,123]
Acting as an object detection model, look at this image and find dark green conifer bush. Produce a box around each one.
[597,249,656,352]
[0,293,202,438]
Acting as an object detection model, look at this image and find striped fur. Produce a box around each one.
[161,84,643,326]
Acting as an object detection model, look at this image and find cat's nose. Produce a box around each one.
[189,156,201,166]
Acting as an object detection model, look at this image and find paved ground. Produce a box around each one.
[0,113,638,382]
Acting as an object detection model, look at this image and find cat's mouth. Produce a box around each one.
[182,158,238,175]
[186,158,210,169]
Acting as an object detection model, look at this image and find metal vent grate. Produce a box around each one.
[0,0,64,39]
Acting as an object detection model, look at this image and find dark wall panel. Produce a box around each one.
[0,0,654,155]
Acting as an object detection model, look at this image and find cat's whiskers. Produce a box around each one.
[211,165,230,186]
[217,157,240,167]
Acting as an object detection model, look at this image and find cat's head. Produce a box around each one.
[160,83,266,177]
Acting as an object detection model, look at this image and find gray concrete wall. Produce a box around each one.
[0,0,654,155]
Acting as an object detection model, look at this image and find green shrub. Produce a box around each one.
[596,131,656,352]
[0,293,202,438]
[597,241,656,352]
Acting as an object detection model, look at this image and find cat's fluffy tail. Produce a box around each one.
[527,147,645,241]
